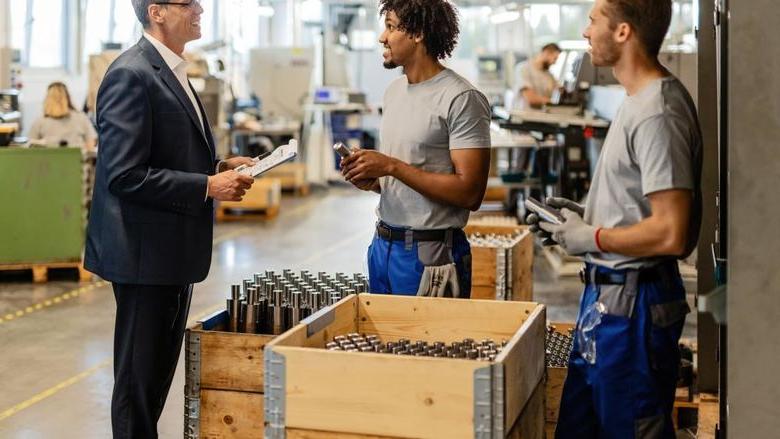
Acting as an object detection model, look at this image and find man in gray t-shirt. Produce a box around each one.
[341,0,491,298]
[514,43,562,110]
[526,0,702,437]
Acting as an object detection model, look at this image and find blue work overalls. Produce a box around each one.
[556,260,690,439]
[366,222,472,297]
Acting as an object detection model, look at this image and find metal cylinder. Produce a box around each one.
[226,298,236,332]
[244,302,257,333]
[230,297,240,332]
[239,302,248,333]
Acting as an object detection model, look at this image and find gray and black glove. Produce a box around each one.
[525,197,585,246]
[539,209,599,256]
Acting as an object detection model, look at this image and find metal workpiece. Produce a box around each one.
[239,302,248,332]
[322,334,507,361]
[220,270,368,334]
[244,302,257,333]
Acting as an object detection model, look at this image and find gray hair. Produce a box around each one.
[131,0,154,28]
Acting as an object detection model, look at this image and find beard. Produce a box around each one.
[591,37,620,66]
[383,61,399,69]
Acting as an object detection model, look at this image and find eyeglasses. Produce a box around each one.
[153,0,200,7]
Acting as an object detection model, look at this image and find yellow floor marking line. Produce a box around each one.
[0,358,113,422]
[0,280,110,326]
[0,223,264,326]
[0,200,362,421]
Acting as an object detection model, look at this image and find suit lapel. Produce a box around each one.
[138,37,213,157]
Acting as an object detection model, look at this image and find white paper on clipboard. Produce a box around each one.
[235,139,298,178]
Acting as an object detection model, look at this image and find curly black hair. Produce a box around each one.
[379,0,460,60]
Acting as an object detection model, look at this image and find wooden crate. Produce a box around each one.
[216,178,282,222]
[483,185,510,203]
[464,223,533,302]
[185,310,276,438]
[264,294,546,438]
[262,163,309,196]
[545,322,575,431]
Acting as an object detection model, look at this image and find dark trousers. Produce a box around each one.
[111,283,193,439]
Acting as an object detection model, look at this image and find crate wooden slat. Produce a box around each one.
[185,310,276,439]
[216,178,282,222]
[265,294,546,438]
[505,379,545,439]
[200,389,265,438]
[466,223,533,302]
[199,329,274,392]
[284,380,546,439]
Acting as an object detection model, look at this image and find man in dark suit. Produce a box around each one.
[84,1,255,437]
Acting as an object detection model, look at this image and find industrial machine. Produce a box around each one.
[248,47,314,120]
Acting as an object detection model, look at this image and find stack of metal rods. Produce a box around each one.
[324,333,509,362]
[225,270,369,335]
[468,232,525,248]
[546,325,574,367]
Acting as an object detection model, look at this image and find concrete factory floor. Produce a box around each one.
[0,186,697,438]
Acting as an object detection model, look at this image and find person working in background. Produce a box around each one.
[340,0,491,299]
[85,0,255,437]
[515,43,562,109]
[28,82,98,150]
[527,0,702,437]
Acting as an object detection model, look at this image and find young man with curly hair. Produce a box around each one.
[341,0,491,298]
[527,0,703,437]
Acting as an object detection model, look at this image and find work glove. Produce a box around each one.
[538,209,599,256]
[525,197,585,245]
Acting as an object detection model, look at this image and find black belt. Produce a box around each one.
[376,223,450,242]
[579,262,678,287]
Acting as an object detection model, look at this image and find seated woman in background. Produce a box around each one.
[28,82,97,150]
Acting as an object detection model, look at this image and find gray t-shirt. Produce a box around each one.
[515,61,557,109]
[28,111,98,147]
[378,68,491,230]
[584,76,702,269]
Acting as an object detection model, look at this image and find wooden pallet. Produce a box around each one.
[0,261,91,283]
[215,205,280,222]
[216,178,282,222]
[262,163,310,197]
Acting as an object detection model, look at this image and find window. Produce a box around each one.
[83,0,113,60]
[560,4,591,41]
[10,0,66,67]
[528,4,560,48]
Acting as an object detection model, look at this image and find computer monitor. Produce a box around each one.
[573,52,619,87]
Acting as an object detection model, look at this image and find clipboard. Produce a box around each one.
[235,139,299,178]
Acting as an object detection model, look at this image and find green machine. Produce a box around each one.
[0,147,85,265]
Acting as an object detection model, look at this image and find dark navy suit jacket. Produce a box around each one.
[85,37,218,285]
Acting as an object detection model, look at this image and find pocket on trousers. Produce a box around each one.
[599,283,637,318]
[416,241,453,266]
[594,313,633,374]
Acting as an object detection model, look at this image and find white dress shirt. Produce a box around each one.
[143,32,204,131]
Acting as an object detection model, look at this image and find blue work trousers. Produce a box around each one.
[366,224,471,297]
[556,261,689,439]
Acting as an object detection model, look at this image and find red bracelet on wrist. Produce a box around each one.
[595,228,605,252]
